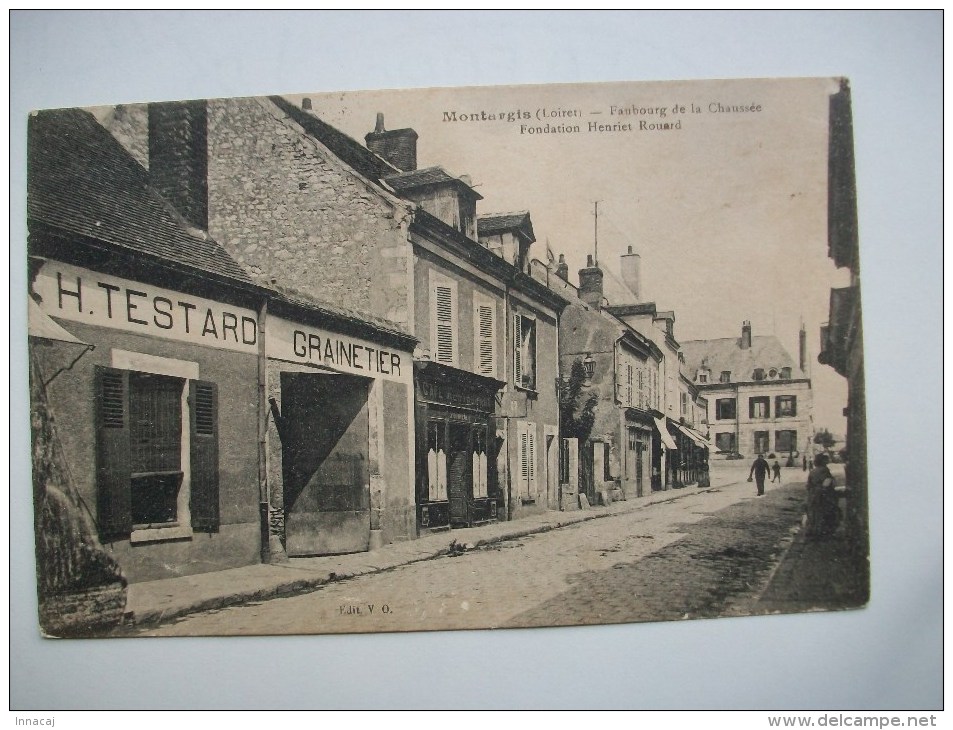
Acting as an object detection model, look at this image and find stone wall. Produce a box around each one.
[206,98,413,327]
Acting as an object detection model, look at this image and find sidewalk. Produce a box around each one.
[123,482,714,628]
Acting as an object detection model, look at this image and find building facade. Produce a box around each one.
[682,322,814,463]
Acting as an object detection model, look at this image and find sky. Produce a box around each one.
[288,78,851,433]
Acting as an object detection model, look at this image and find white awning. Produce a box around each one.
[28,299,87,345]
[654,417,678,450]
[676,423,710,449]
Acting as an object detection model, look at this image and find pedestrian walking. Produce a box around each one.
[748,454,770,496]
[804,453,839,539]
[771,459,782,482]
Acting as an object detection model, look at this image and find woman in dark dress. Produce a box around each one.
[805,453,838,538]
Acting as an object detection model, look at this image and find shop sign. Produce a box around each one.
[268,315,411,383]
[32,260,258,354]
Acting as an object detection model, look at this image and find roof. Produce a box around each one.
[266,282,415,346]
[268,96,400,184]
[385,166,483,199]
[607,302,658,316]
[27,107,254,286]
[680,335,804,381]
[477,212,535,241]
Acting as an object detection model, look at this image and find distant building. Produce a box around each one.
[682,322,813,462]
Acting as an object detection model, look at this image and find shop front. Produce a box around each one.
[414,361,505,531]
[265,307,416,557]
[623,408,655,498]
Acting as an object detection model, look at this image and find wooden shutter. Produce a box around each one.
[475,302,495,377]
[527,423,537,496]
[433,284,455,365]
[190,380,220,532]
[95,366,132,540]
[513,315,523,385]
[519,424,529,496]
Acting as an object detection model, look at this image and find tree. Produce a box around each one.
[559,359,598,442]
[814,428,836,451]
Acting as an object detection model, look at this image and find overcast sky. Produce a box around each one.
[290,77,850,433]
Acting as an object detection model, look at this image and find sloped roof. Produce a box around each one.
[268,96,400,184]
[385,166,483,199]
[681,335,804,381]
[477,211,534,241]
[28,107,253,285]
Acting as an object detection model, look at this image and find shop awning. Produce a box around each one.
[654,417,678,450]
[676,422,710,449]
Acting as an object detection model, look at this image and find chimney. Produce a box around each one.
[620,245,642,301]
[578,254,604,310]
[741,320,752,349]
[301,97,312,110]
[365,113,418,172]
[555,253,569,281]
[148,100,208,230]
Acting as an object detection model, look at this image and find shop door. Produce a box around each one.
[625,428,643,498]
[281,372,371,556]
[447,423,472,525]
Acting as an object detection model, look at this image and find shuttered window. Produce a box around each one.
[518,422,537,498]
[514,314,537,390]
[473,296,496,378]
[430,277,458,366]
[94,365,220,540]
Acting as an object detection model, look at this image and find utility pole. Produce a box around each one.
[593,200,601,265]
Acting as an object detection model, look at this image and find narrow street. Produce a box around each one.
[129,463,813,637]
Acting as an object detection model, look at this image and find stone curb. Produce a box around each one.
[124,485,723,630]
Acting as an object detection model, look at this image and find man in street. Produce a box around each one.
[748,453,770,496]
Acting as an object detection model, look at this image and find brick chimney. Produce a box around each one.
[620,245,642,301]
[148,100,208,230]
[799,323,808,374]
[555,253,569,281]
[578,255,604,310]
[741,320,752,349]
[365,113,418,172]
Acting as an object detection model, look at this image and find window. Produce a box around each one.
[768,368,778,379]
[754,430,770,454]
[698,372,708,383]
[720,371,731,383]
[626,364,634,406]
[752,368,765,381]
[776,395,797,417]
[95,365,219,541]
[715,398,736,420]
[514,314,537,390]
[680,391,688,417]
[426,421,448,501]
[780,367,792,379]
[749,396,770,419]
[775,430,798,453]
[430,276,458,366]
[473,295,497,378]
[715,432,736,453]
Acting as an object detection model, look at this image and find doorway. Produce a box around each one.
[447,423,472,525]
[280,372,371,556]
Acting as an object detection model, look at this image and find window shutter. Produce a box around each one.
[95,366,132,540]
[476,302,495,377]
[513,315,523,384]
[519,424,529,496]
[434,284,455,365]
[528,424,537,495]
[190,380,220,532]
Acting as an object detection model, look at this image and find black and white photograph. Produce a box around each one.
[11,10,941,713]
[28,77,868,638]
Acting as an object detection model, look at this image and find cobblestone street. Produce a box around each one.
[129,465,812,637]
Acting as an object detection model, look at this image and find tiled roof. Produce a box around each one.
[268,96,400,184]
[385,166,482,199]
[680,335,804,381]
[27,107,253,285]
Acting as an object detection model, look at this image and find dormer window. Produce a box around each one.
[720,371,731,383]
[769,368,778,379]
[753,368,765,381]
[698,372,708,383]
[780,367,792,379]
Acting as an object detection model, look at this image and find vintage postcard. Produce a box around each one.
[27,77,867,638]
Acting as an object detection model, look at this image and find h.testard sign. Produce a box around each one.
[34,260,410,383]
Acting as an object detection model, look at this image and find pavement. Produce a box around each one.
[121,464,868,629]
